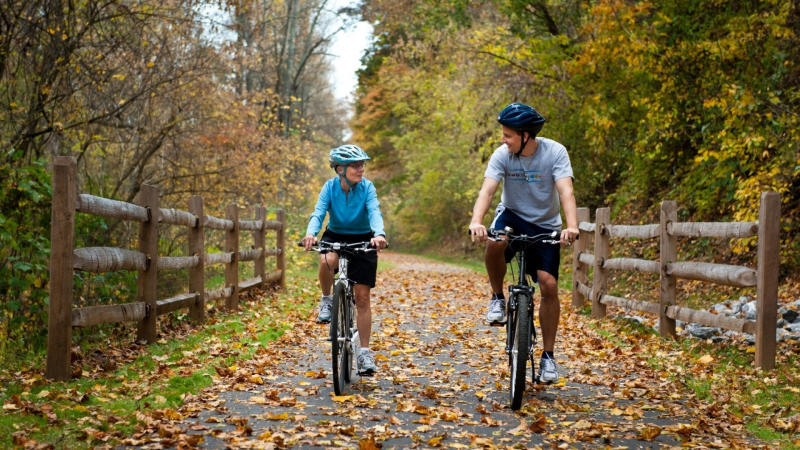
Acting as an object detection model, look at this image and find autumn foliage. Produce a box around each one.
[352,0,799,273]
[0,0,347,358]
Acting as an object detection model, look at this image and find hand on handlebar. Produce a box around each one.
[301,235,317,251]
[469,223,487,242]
[370,234,388,251]
[560,227,579,247]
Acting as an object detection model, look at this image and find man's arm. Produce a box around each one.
[555,177,579,245]
[469,177,501,241]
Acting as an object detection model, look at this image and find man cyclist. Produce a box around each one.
[302,144,387,375]
[468,103,578,383]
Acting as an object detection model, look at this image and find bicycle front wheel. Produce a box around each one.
[330,281,350,395]
[510,293,530,410]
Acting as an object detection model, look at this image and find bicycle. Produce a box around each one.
[488,227,561,410]
[302,240,378,395]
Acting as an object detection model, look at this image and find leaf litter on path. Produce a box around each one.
[130,252,767,448]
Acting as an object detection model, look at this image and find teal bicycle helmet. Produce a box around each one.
[329,144,370,168]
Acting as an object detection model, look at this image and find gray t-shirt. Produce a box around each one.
[484,137,573,229]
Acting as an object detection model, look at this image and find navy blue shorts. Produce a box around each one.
[320,229,378,287]
[490,207,560,283]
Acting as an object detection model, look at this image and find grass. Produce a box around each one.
[0,266,319,449]
[586,315,800,448]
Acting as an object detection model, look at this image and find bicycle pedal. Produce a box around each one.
[357,370,375,377]
[487,319,506,326]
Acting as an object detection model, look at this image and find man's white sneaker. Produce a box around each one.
[357,348,377,375]
[486,297,506,324]
[539,354,559,383]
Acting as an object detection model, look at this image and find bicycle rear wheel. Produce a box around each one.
[330,281,350,395]
[510,292,530,410]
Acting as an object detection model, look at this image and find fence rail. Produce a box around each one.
[571,192,780,369]
[46,156,286,380]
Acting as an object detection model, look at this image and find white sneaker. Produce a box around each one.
[357,348,377,375]
[539,354,559,383]
[316,296,332,323]
[486,297,506,324]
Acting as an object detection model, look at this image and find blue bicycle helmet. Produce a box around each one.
[497,103,546,136]
[329,144,370,168]
[497,103,546,156]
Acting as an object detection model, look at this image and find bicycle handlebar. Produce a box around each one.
[297,240,384,253]
[487,227,562,245]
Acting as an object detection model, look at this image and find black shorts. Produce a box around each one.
[490,208,560,283]
[320,229,378,287]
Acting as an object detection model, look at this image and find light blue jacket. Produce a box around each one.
[306,177,385,237]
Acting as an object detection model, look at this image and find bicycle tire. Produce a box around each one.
[530,311,537,384]
[510,292,530,410]
[330,281,349,395]
[505,298,516,368]
[342,289,354,383]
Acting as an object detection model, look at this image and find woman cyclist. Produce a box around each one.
[302,145,387,375]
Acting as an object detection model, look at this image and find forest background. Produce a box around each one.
[1,0,798,364]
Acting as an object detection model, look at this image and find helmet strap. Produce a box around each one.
[337,164,357,190]
[515,131,529,156]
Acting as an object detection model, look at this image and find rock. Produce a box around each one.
[776,328,788,343]
[686,323,720,339]
[741,301,757,320]
[786,322,800,333]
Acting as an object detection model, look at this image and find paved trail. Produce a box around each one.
[173,253,758,448]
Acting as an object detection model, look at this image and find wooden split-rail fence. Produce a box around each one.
[46,156,286,380]
[570,192,780,369]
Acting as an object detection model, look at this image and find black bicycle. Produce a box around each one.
[304,240,377,395]
[488,227,561,410]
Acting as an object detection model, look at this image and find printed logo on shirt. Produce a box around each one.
[506,169,542,183]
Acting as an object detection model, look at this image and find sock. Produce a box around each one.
[321,294,332,302]
[542,351,554,359]
[360,347,370,355]
[492,292,505,300]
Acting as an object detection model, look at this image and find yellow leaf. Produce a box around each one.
[639,425,661,440]
[112,74,125,81]
[332,395,353,402]
[427,434,446,447]
[698,354,714,365]
[267,412,288,420]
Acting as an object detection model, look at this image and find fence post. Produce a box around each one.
[46,156,77,380]
[188,196,205,322]
[276,208,286,288]
[659,200,677,338]
[254,205,266,285]
[756,192,780,369]
[571,207,590,310]
[591,208,609,318]
[225,204,239,309]
[136,185,159,343]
